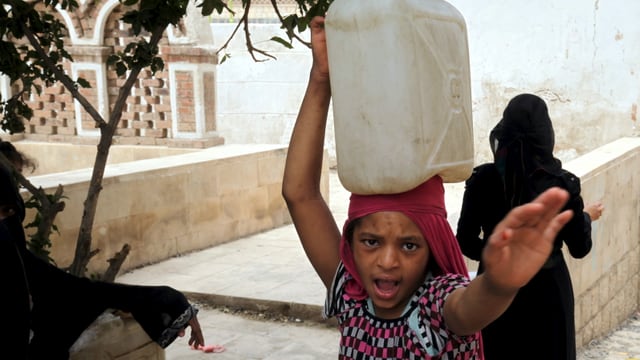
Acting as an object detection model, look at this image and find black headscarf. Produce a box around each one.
[489,94,563,207]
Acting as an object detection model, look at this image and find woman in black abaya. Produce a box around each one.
[455,94,603,360]
[0,141,205,359]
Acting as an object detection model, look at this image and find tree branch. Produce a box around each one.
[215,17,243,57]
[101,244,130,282]
[269,0,310,48]
[70,24,168,277]
[241,1,275,62]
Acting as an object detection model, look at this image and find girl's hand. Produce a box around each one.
[309,16,329,82]
[481,187,573,295]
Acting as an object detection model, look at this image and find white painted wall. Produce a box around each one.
[211,23,320,155]
[451,0,640,163]
[209,0,640,166]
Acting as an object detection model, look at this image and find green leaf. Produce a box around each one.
[150,57,164,75]
[116,62,127,77]
[76,78,91,88]
[270,36,293,49]
[107,54,120,66]
[198,0,225,16]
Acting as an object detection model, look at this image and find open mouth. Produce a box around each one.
[374,279,400,300]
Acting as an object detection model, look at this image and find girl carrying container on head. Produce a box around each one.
[282,16,574,360]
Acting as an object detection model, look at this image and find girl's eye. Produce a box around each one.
[361,238,379,247]
[402,242,418,251]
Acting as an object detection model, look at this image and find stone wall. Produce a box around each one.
[563,138,640,347]
[22,142,330,275]
[70,312,164,359]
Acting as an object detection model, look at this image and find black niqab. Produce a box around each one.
[489,93,563,207]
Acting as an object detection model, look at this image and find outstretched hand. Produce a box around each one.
[481,187,573,294]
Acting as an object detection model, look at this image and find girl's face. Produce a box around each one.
[351,211,430,319]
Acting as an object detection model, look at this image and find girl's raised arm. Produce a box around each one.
[282,17,341,289]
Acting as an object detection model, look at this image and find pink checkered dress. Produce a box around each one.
[324,263,480,359]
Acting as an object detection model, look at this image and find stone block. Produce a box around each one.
[70,311,164,360]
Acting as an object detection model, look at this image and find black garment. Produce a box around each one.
[489,93,564,208]
[1,222,31,360]
[456,164,592,360]
[23,244,197,359]
[456,94,593,360]
[1,165,197,359]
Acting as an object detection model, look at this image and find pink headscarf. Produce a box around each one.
[339,175,470,300]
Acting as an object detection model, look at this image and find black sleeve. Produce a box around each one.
[557,171,592,259]
[26,246,195,354]
[455,167,487,261]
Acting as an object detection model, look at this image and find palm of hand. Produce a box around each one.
[482,225,553,292]
[480,187,572,294]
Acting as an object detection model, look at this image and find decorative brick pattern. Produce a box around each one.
[4,0,223,148]
[175,71,195,133]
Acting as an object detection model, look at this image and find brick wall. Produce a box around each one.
[6,0,222,148]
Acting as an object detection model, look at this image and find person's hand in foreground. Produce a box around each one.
[482,187,574,294]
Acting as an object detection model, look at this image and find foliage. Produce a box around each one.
[0,0,87,133]
[24,191,67,264]
[0,0,334,280]
[202,0,333,62]
[0,151,66,265]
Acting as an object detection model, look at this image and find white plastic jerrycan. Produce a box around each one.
[325,0,474,195]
